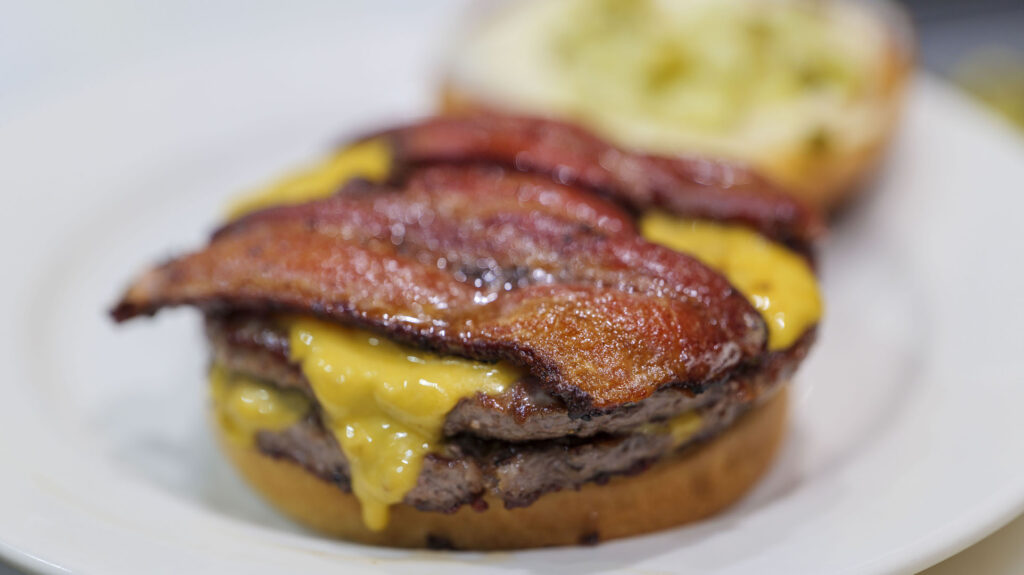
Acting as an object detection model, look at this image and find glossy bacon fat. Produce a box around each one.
[377,114,824,249]
[112,166,767,413]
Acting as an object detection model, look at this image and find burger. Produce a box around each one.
[111,114,823,549]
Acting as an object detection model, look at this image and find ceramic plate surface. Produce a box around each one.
[1,3,1023,574]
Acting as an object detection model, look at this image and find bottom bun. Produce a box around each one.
[218,388,788,550]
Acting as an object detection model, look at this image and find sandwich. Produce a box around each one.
[441,0,913,212]
[111,114,823,549]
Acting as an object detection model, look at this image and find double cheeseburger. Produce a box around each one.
[112,114,823,549]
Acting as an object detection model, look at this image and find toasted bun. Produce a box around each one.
[439,0,913,213]
[217,388,788,549]
[746,39,911,212]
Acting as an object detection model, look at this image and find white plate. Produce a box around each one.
[1,4,1023,574]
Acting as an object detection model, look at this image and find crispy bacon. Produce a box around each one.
[374,114,825,248]
[112,166,766,413]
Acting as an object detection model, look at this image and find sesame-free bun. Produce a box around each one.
[440,0,913,213]
[216,388,788,550]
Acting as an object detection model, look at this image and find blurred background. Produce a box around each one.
[1,0,1023,131]
[903,0,1024,128]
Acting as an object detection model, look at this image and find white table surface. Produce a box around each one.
[2,2,1021,573]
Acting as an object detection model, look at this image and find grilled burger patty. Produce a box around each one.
[207,314,813,441]
[208,313,813,511]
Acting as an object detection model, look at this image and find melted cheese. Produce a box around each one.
[227,138,391,219]
[210,365,310,446]
[218,143,821,529]
[641,211,821,350]
[286,317,522,530]
[638,410,702,447]
[668,411,704,448]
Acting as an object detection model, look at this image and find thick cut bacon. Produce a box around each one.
[375,114,824,248]
[113,166,766,413]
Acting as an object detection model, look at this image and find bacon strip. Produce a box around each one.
[112,167,766,413]
[374,114,825,249]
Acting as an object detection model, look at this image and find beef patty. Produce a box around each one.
[207,314,812,442]
[208,313,812,512]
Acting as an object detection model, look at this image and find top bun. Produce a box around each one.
[441,0,913,212]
